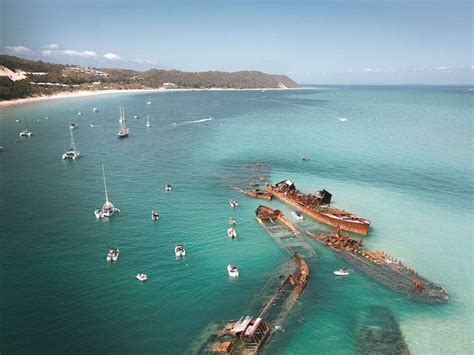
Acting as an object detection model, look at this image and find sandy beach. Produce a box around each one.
[0,87,302,108]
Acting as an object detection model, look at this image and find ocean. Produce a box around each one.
[0,86,472,354]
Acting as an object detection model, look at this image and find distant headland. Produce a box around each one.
[0,55,298,102]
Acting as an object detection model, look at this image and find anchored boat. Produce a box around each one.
[227,227,237,238]
[175,244,186,257]
[94,164,120,219]
[227,264,239,278]
[62,126,80,160]
[117,107,129,138]
[106,248,119,262]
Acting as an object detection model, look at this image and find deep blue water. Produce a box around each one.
[0,86,472,353]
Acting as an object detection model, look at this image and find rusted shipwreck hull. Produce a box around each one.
[193,254,309,354]
[239,189,273,201]
[255,205,300,236]
[266,180,370,236]
[306,230,448,303]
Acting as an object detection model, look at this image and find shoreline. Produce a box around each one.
[0,87,306,108]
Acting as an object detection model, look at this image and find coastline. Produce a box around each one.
[0,87,305,108]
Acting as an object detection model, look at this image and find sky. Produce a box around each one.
[1,0,472,84]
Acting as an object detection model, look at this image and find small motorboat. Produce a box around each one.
[230,199,238,208]
[16,119,20,123]
[227,264,239,278]
[134,115,139,119]
[106,248,119,262]
[69,123,77,129]
[334,268,349,276]
[228,217,237,225]
[90,123,95,128]
[77,111,83,116]
[165,184,172,192]
[291,211,304,221]
[151,210,159,221]
[227,227,237,238]
[175,244,186,257]
[19,129,33,137]
[93,107,99,112]
[136,273,148,281]
[301,156,310,161]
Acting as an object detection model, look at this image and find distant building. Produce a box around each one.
[162,82,177,89]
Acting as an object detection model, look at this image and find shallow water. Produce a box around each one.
[0,86,472,353]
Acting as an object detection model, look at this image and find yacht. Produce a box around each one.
[62,126,81,160]
[19,129,33,137]
[230,199,238,208]
[93,107,99,112]
[334,268,349,276]
[228,217,237,225]
[117,107,129,138]
[151,210,159,221]
[69,123,77,129]
[94,163,120,219]
[227,264,239,278]
[165,184,172,192]
[175,244,186,257]
[106,248,119,262]
[136,273,148,281]
[227,227,237,238]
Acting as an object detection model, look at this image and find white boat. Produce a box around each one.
[90,123,95,128]
[93,107,99,112]
[77,112,83,116]
[291,211,304,221]
[230,199,238,208]
[175,244,186,257]
[165,184,172,192]
[301,156,310,161]
[16,119,20,123]
[151,210,159,221]
[228,217,237,225]
[106,248,119,262]
[62,126,81,160]
[69,123,77,129]
[136,273,148,281]
[145,100,151,128]
[19,129,33,137]
[134,115,139,119]
[94,163,120,219]
[117,107,129,138]
[227,227,237,238]
[334,268,349,276]
[227,264,239,278]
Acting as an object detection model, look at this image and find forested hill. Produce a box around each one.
[0,55,298,100]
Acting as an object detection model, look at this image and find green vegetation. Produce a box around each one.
[0,55,298,101]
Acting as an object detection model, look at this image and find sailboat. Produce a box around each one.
[145,99,151,128]
[94,163,120,219]
[62,126,81,160]
[117,107,129,138]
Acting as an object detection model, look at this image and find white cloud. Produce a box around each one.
[435,66,447,71]
[5,45,30,53]
[471,66,474,70]
[132,59,158,65]
[43,43,59,49]
[363,68,383,73]
[287,71,294,76]
[61,49,97,57]
[104,53,122,60]
[42,49,53,56]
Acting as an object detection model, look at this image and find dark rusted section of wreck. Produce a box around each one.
[255,205,299,236]
[306,228,448,303]
[192,254,309,354]
[266,179,370,236]
[238,188,273,200]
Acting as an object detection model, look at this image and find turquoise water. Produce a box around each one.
[0,87,472,354]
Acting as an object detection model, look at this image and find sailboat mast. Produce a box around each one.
[102,163,110,203]
[70,126,76,151]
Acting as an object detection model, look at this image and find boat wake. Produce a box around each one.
[172,117,213,127]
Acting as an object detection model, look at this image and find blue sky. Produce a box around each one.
[1,0,472,84]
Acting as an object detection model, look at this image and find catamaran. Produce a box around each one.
[117,107,129,138]
[145,99,151,128]
[19,118,33,137]
[94,163,120,219]
[62,126,81,160]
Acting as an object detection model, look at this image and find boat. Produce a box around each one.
[255,205,300,236]
[16,119,20,123]
[117,107,129,138]
[227,264,239,278]
[238,188,272,200]
[145,99,151,128]
[165,184,172,192]
[268,180,370,236]
[133,115,139,119]
[69,123,77,129]
[77,111,83,116]
[136,273,148,281]
[301,156,310,161]
[62,126,81,160]
[175,244,186,257]
[90,123,95,128]
[230,199,238,208]
[228,217,237,225]
[151,210,159,221]
[291,211,304,221]
[334,268,349,276]
[106,248,119,262]
[94,163,120,219]
[227,227,237,238]
[19,119,32,137]
[93,107,99,112]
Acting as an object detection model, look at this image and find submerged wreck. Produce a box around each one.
[238,188,273,201]
[193,254,309,354]
[255,205,299,236]
[307,227,448,303]
[266,180,370,236]
[356,306,410,355]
